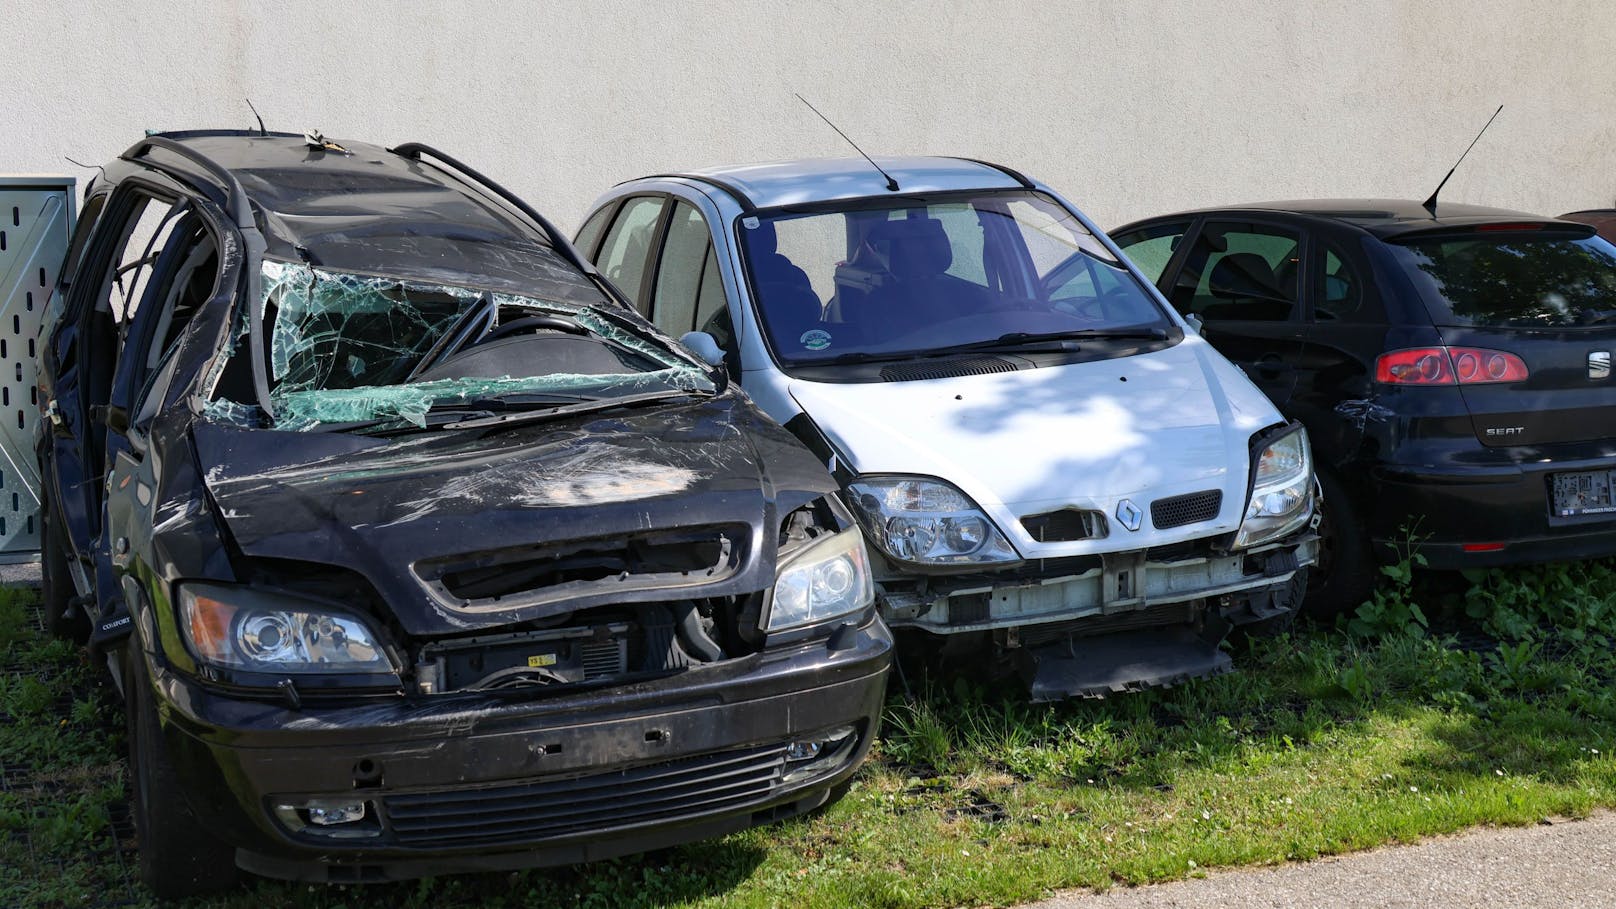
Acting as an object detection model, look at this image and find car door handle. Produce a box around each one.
[1253,356,1292,378]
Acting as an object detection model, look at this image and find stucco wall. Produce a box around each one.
[3,0,1613,231]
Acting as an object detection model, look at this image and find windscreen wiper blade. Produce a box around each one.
[923,327,1168,356]
[442,388,709,430]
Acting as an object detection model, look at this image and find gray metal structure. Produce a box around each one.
[0,176,74,562]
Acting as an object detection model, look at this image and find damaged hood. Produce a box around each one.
[788,337,1281,554]
[191,394,833,634]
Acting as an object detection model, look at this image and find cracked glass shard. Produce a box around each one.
[209,260,712,430]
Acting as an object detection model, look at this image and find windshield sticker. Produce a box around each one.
[800,329,832,351]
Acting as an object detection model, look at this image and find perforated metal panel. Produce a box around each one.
[0,177,74,562]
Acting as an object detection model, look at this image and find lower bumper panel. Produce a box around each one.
[1018,624,1232,701]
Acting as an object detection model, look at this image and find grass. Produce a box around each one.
[6,558,1616,908]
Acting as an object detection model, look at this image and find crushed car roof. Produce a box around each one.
[643,156,1030,210]
[126,130,604,302]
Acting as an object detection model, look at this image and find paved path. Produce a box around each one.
[1030,813,1616,908]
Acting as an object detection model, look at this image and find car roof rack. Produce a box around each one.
[947,157,1035,190]
[630,173,759,214]
[121,136,256,229]
[387,142,598,277]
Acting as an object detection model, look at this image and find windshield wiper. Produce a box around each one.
[1578,308,1616,326]
[919,327,1169,356]
[442,388,710,430]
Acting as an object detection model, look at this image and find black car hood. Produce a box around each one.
[190,395,835,636]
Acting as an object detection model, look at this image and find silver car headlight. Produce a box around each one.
[844,476,1020,566]
[765,528,874,632]
[178,583,396,675]
[1234,425,1315,549]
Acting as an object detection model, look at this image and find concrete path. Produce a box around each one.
[1030,813,1616,908]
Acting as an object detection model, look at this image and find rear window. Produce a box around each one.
[1389,232,1616,328]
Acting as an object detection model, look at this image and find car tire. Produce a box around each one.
[1235,567,1306,639]
[39,492,88,644]
[125,649,241,899]
[1301,468,1374,620]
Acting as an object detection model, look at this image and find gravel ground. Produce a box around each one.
[0,560,39,587]
[1030,813,1616,909]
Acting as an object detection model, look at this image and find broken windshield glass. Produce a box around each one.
[208,260,712,430]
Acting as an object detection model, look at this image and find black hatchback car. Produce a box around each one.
[37,131,891,896]
[1112,201,1616,613]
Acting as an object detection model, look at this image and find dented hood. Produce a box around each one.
[787,337,1281,554]
[191,395,833,635]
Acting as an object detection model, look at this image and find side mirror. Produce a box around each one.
[1184,313,1204,335]
[680,331,727,367]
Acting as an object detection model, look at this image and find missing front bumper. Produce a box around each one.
[880,536,1316,634]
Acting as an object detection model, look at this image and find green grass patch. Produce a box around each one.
[6,560,1616,908]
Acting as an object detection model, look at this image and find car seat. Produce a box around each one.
[1203,252,1296,321]
[744,222,823,348]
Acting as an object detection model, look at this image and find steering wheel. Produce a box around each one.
[481,314,588,343]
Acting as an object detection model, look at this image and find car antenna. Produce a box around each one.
[794,93,899,192]
[1422,104,1502,214]
[245,98,267,137]
[63,156,105,179]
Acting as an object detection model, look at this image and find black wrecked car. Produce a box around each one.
[1112,200,1616,613]
[36,130,891,896]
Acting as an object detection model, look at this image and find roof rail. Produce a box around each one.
[631,173,759,214]
[122,136,255,229]
[948,157,1035,190]
[387,142,598,276]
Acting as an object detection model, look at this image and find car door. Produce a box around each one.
[1286,228,1390,469]
[1145,217,1310,409]
[46,183,183,555]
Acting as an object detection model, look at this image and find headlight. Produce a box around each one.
[844,476,1019,565]
[178,583,396,675]
[765,528,874,632]
[1234,425,1314,549]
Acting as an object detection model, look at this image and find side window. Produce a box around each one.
[128,217,220,424]
[59,194,108,292]
[1113,220,1191,285]
[649,202,711,336]
[594,196,665,311]
[1314,240,1367,322]
[1172,221,1301,322]
[106,195,184,324]
[573,202,618,260]
[693,247,726,336]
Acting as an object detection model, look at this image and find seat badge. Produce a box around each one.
[1590,351,1610,380]
[1116,499,1143,532]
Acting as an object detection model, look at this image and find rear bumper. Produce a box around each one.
[1369,456,1616,569]
[147,616,892,882]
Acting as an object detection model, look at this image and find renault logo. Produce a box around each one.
[1592,351,1611,380]
[1116,499,1143,532]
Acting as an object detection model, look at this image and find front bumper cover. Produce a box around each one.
[146,616,891,882]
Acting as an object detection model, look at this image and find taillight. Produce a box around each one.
[1375,347,1528,385]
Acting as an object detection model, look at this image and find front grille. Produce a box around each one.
[879,356,1019,382]
[1021,509,1107,542]
[1151,490,1222,530]
[384,744,788,848]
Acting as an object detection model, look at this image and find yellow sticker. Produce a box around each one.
[527,654,558,668]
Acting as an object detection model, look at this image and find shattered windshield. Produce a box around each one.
[207,260,713,430]
[739,191,1169,365]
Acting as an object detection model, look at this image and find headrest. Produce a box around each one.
[867,218,952,279]
[1209,252,1280,300]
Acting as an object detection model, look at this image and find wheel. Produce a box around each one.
[1301,467,1374,620]
[39,491,88,644]
[1233,567,1306,639]
[125,649,241,898]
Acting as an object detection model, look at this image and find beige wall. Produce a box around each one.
[4,0,1613,232]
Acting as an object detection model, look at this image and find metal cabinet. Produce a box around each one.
[0,177,74,561]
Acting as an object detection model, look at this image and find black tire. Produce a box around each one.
[125,650,241,899]
[39,492,88,644]
[1301,468,1374,620]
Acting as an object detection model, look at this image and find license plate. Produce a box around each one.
[1551,470,1616,517]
